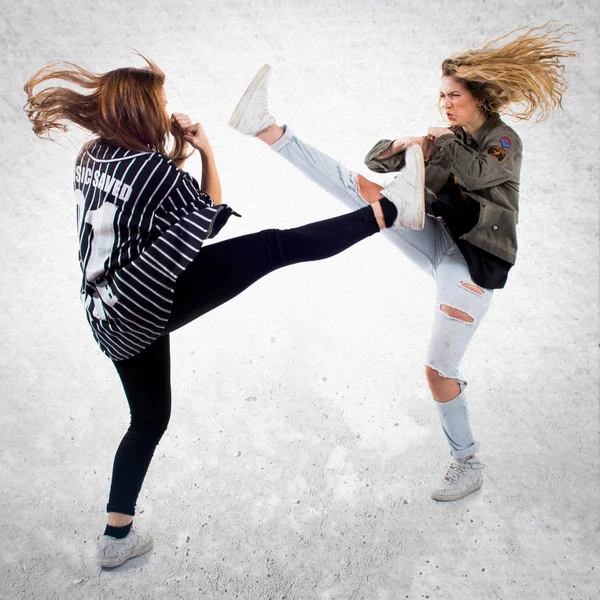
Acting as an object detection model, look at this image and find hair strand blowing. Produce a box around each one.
[442,22,580,122]
[24,53,190,161]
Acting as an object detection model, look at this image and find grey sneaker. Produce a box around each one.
[380,144,425,230]
[431,456,485,502]
[229,64,276,135]
[98,526,153,568]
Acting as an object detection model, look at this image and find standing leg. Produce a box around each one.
[108,335,172,517]
[98,335,171,567]
[425,240,493,501]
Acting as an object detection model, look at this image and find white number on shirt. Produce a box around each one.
[75,190,119,316]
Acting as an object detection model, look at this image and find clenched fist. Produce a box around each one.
[171,113,211,153]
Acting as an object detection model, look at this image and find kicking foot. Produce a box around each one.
[98,526,153,568]
[431,456,485,502]
[229,64,275,136]
[380,144,425,230]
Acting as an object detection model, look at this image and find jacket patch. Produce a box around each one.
[487,146,507,162]
[500,136,511,148]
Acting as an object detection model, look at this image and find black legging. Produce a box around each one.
[108,205,379,515]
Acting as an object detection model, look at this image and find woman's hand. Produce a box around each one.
[171,113,211,153]
[171,112,222,204]
[378,136,437,161]
[427,127,454,143]
[378,136,415,158]
[414,136,437,161]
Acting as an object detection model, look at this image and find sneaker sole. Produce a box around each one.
[405,144,425,230]
[431,481,483,502]
[99,536,154,569]
[382,144,425,231]
[228,64,271,130]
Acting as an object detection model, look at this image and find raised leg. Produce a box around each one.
[425,249,493,501]
[166,206,384,332]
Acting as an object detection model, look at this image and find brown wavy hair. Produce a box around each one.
[440,22,579,122]
[24,54,189,161]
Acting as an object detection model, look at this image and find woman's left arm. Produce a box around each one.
[427,127,521,190]
[171,113,222,205]
[197,146,222,206]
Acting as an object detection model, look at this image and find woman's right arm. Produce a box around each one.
[171,113,222,205]
[197,146,222,206]
[365,136,436,172]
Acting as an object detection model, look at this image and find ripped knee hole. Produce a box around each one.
[357,174,384,203]
[425,365,454,380]
[440,304,474,323]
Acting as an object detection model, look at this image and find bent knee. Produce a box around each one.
[128,414,171,442]
[425,364,448,387]
[424,365,461,402]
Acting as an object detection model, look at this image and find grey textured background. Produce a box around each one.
[0,1,598,598]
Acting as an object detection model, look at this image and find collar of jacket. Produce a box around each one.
[451,114,502,148]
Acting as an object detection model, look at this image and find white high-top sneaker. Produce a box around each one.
[97,526,153,568]
[431,456,485,502]
[229,64,276,136]
[380,144,425,230]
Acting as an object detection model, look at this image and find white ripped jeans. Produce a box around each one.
[271,126,494,458]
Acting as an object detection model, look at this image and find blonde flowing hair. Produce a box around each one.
[441,22,579,122]
[24,53,190,161]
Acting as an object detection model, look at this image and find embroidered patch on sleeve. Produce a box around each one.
[487,146,507,162]
[500,136,511,148]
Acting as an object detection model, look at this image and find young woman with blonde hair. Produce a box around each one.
[24,58,424,567]
[230,23,578,502]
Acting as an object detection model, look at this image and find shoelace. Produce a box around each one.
[443,460,485,483]
[444,462,466,483]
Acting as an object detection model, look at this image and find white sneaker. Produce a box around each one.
[431,456,485,502]
[380,144,425,230]
[97,526,153,568]
[229,64,276,135]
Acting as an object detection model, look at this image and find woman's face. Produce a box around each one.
[439,76,482,129]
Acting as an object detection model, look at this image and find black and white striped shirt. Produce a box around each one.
[74,140,233,361]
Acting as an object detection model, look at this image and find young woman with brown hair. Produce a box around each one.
[229,23,578,503]
[24,57,425,567]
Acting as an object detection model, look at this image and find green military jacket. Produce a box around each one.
[364,115,522,264]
